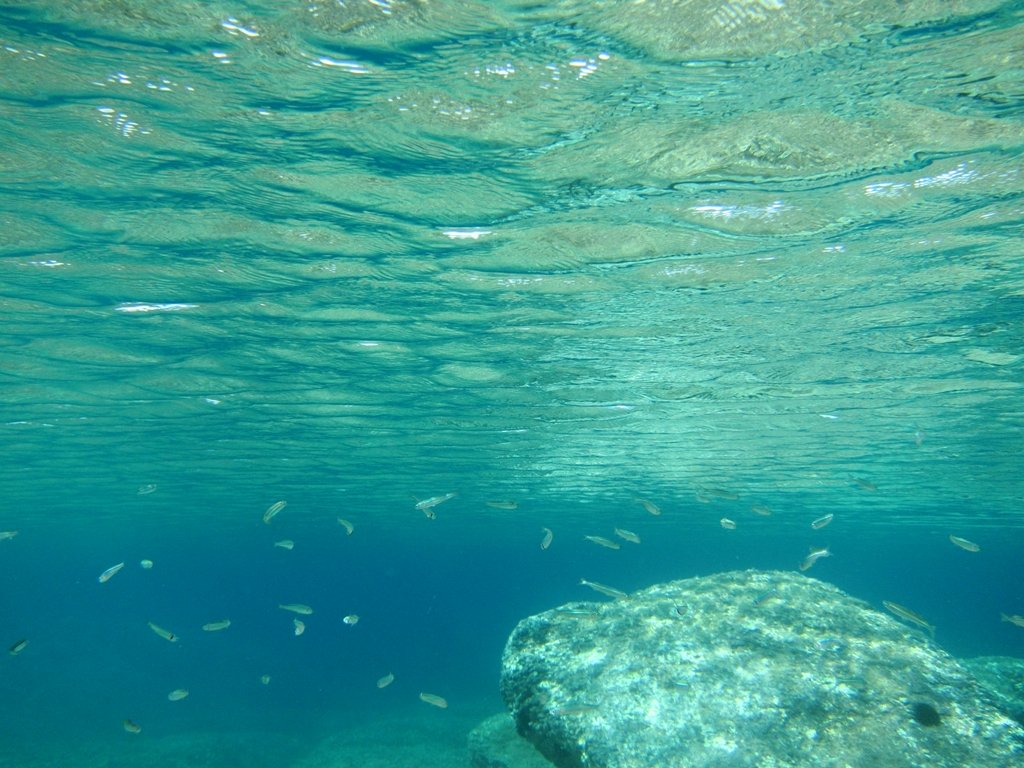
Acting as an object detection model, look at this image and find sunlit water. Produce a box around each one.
[1,1,1022,766]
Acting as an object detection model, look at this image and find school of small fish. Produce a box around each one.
[1,482,1011,738]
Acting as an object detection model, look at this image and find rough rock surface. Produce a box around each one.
[500,570,1024,768]
[467,713,555,768]
[963,656,1024,727]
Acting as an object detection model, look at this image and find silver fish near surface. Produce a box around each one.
[634,497,661,516]
[540,527,553,550]
[414,492,457,513]
[810,513,834,529]
[948,535,980,552]
[485,500,518,510]
[262,500,286,524]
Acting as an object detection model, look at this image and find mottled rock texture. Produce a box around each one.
[963,656,1024,727]
[500,570,1024,768]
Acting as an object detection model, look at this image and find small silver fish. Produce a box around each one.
[613,528,640,544]
[579,578,627,600]
[98,562,125,584]
[635,497,661,516]
[278,603,313,615]
[414,492,457,512]
[949,535,980,552]
[147,621,178,642]
[419,692,448,709]
[485,500,518,510]
[883,600,934,636]
[540,527,553,550]
[551,703,599,716]
[720,518,737,530]
[584,535,620,550]
[337,517,355,535]
[810,513,834,530]
[799,547,830,572]
[263,500,286,524]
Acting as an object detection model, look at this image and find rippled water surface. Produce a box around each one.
[1,1,1022,766]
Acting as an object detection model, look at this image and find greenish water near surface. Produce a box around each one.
[1,1,1023,766]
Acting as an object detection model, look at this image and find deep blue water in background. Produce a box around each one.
[2,0,1024,765]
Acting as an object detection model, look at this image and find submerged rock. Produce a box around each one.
[500,570,1024,768]
[963,656,1024,727]
[467,713,554,768]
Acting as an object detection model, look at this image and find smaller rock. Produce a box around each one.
[468,713,555,768]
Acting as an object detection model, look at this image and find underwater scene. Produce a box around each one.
[1,1,1023,766]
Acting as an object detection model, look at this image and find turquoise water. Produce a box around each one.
[1,1,1023,765]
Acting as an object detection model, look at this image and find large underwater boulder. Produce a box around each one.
[500,570,1024,768]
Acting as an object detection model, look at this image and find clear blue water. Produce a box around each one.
[1,1,1023,766]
